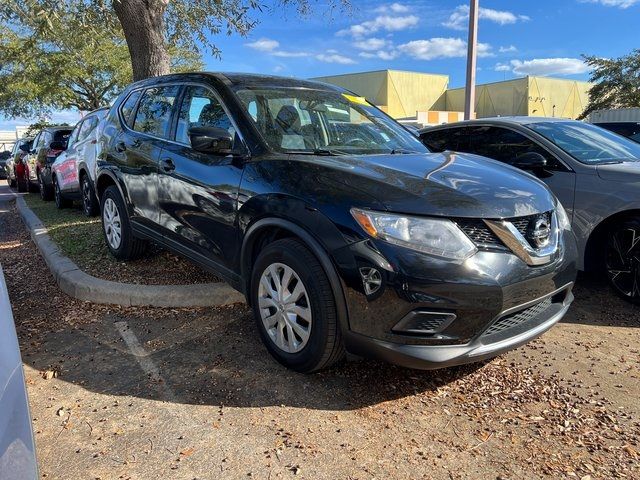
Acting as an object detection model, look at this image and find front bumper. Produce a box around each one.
[333,228,578,369]
[344,283,573,369]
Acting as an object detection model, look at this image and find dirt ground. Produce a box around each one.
[1,185,638,480]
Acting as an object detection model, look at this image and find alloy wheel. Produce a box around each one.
[38,174,45,199]
[258,262,312,353]
[103,198,122,250]
[54,178,61,208]
[82,177,91,214]
[606,226,640,299]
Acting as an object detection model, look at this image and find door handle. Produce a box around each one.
[115,141,126,153]
[160,158,175,173]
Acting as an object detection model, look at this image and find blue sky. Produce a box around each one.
[2,0,639,130]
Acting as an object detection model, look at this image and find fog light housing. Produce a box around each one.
[392,310,456,335]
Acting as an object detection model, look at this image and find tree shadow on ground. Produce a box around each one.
[18,303,488,410]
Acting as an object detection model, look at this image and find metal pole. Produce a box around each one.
[464,0,479,120]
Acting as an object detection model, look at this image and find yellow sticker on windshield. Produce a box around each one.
[342,94,369,106]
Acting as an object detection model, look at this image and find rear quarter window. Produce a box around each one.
[119,90,143,128]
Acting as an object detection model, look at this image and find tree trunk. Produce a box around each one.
[113,0,171,81]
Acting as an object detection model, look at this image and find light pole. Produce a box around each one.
[464,0,479,120]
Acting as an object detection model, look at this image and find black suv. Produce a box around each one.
[96,73,577,373]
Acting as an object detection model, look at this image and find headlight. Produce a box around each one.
[555,201,571,231]
[351,208,477,261]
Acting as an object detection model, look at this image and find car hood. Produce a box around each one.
[303,151,555,219]
[596,161,640,182]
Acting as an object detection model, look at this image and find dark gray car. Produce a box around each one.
[0,265,37,479]
[420,117,640,302]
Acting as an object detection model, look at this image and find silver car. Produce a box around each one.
[0,265,37,479]
[420,117,640,303]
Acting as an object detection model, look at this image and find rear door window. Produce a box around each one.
[133,86,180,139]
[120,90,143,127]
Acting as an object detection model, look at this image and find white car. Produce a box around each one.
[51,107,108,215]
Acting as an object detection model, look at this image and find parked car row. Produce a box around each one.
[5,71,639,373]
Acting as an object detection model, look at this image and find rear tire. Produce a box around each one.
[81,174,98,217]
[53,176,72,209]
[38,172,53,200]
[100,185,147,260]
[250,238,344,373]
[605,217,640,304]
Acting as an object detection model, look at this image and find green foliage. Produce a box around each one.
[0,1,203,118]
[580,50,640,120]
[24,120,70,137]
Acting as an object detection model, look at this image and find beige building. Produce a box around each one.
[313,70,591,124]
[313,70,449,119]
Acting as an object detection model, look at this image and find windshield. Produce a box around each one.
[527,121,640,164]
[235,87,428,155]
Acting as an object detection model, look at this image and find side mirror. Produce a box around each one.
[49,141,67,151]
[512,152,547,171]
[188,127,233,154]
[19,144,30,153]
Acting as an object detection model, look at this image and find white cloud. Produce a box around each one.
[374,2,410,13]
[499,45,518,53]
[245,37,309,58]
[581,0,639,7]
[494,63,512,72]
[353,37,389,51]
[245,38,280,52]
[509,58,590,76]
[398,37,492,60]
[338,14,419,37]
[443,5,530,30]
[316,52,357,64]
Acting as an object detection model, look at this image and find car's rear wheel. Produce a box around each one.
[81,175,98,217]
[38,172,52,200]
[605,217,640,304]
[100,185,147,260]
[53,176,72,209]
[250,238,344,373]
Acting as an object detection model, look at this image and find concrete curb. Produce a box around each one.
[15,196,245,308]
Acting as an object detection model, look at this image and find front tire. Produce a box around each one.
[100,185,147,260]
[605,217,640,304]
[250,238,344,373]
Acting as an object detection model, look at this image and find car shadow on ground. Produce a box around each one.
[19,303,489,411]
[562,272,640,328]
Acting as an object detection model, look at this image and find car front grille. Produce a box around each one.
[482,297,553,337]
[456,211,554,252]
[455,219,505,250]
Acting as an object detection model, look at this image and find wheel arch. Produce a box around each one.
[584,208,640,271]
[241,217,350,332]
[95,170,125,204]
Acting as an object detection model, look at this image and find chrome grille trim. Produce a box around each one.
[484,211,559,266]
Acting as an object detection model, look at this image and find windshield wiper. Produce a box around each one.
[390,149,422,155]
[287,148,347,156]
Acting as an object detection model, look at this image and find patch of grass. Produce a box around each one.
[22,194,110,268]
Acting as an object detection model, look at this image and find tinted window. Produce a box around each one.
[78,117,98,142]
[67,123,82,147]
[527,121,640,164]
[176,86,236,145]
[421,128,470,152]
[52,129,72,143]
[120,90,143,128]
[595,122,640,144]
[467,126,558,167]
[132,86,180,138]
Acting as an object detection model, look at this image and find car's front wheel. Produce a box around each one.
[100,185,147,260]
[250,238,344,373]
[605,217,640,303]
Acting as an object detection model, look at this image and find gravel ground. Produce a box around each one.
[1,188,639,480]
